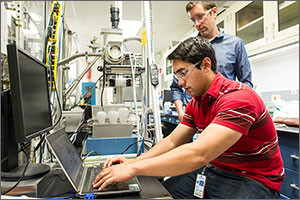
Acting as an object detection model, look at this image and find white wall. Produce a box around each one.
[249,43,299,93]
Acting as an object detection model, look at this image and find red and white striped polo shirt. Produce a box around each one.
[181,73,285,191]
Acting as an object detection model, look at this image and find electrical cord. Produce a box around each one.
[40,140,47,163]
[1,141,31,165]
[1,89,11,94]
[1,144,31,195]
[70,75,103,144]
[51,76,63,129]
[33,134,46,153]
[81,139,153,162]
[121,139,154,155]
[82,150,102,161]
[73,75,103,108]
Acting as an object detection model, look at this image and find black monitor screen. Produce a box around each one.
[7,44,53,143]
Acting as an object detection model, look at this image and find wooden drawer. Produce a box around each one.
[280,168,299,199]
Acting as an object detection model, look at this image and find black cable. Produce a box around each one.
[1,144,31,195]
[1,89,11,94]
[33,134,46,153]
[70,75,104,145]
[51,78,63,128]
[1,141,31,164]
[121,139,154,155]
[82,150,102,161]
[73,75,103,107]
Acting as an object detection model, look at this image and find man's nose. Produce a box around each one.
[178,78,185,86]
[194,20,201,27]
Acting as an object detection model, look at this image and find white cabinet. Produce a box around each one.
[272,1,299,45]
[218,1,299,56]
[216,8,234,35]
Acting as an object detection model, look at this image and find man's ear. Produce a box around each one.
[201,57,212,72]
[212,7,218,17]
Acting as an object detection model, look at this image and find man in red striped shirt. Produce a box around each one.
[93,36,284,199]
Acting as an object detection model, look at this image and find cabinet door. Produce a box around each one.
[235,1,265,45]
[216,9,233,35]
[224,1,299,55]
[273,1,299,43]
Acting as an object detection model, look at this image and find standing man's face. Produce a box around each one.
[188,3,217,39]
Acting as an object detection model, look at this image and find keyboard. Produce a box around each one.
[82,166,124,193]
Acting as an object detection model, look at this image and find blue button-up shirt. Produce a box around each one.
[170,29,253,106]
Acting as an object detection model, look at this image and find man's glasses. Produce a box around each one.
[174,60,203,80]
[190,8,213,23]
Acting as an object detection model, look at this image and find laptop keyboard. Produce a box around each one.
[82,166,128,193]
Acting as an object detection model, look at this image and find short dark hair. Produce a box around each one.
[186,1,217,13]
[167,36,217,73]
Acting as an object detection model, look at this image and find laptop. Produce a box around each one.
[45,128,142,197]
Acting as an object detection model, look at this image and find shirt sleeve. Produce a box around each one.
[235,38,253,88]
[212,90,258,135]
[170,76,184,102]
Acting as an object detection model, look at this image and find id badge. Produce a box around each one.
[193,174,206,198]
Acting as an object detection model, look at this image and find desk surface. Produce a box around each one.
[275,124,299,134]
[100,176,171,199]
[2,174,171,199]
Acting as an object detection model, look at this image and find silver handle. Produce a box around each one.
[290,155,299,160]
[290,184,299,190]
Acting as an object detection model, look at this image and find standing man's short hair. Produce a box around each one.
[186,1,217,12]
[167,36,217,73]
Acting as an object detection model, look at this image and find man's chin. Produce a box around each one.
[186,90,195,97]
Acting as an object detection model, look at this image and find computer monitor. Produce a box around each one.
[1,44,53,181]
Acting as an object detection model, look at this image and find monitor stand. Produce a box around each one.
[1,163,50,181]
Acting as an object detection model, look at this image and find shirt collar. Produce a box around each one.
[197,28,224,41]
[206,72,225,99]
[195,72,224,101]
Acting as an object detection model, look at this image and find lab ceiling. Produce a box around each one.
[64,1,231,55]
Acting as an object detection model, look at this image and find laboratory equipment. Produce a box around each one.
[96,111,107,124]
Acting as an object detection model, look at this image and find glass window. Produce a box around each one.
[21,1,51,61]
[166,60,172,75]
[217,21,224,29]
[278,1,299,31]
[235,1,264,45]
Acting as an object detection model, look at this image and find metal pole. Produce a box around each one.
[58,52,103,66]
[143,1,163,143]
[64,56,101,101]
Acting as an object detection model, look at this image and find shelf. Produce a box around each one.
[236,16,263,32]
[279,1,297,10]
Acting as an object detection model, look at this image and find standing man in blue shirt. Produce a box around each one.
[171,1,253,120]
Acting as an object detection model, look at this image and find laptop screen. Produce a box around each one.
[46,128,84,190]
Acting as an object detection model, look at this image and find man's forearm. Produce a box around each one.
[131,142,206,177]
[132,136,177,162]
[174,100,185,120]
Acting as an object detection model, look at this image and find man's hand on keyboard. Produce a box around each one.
[102,155,129,169]
[92,163,135,191]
